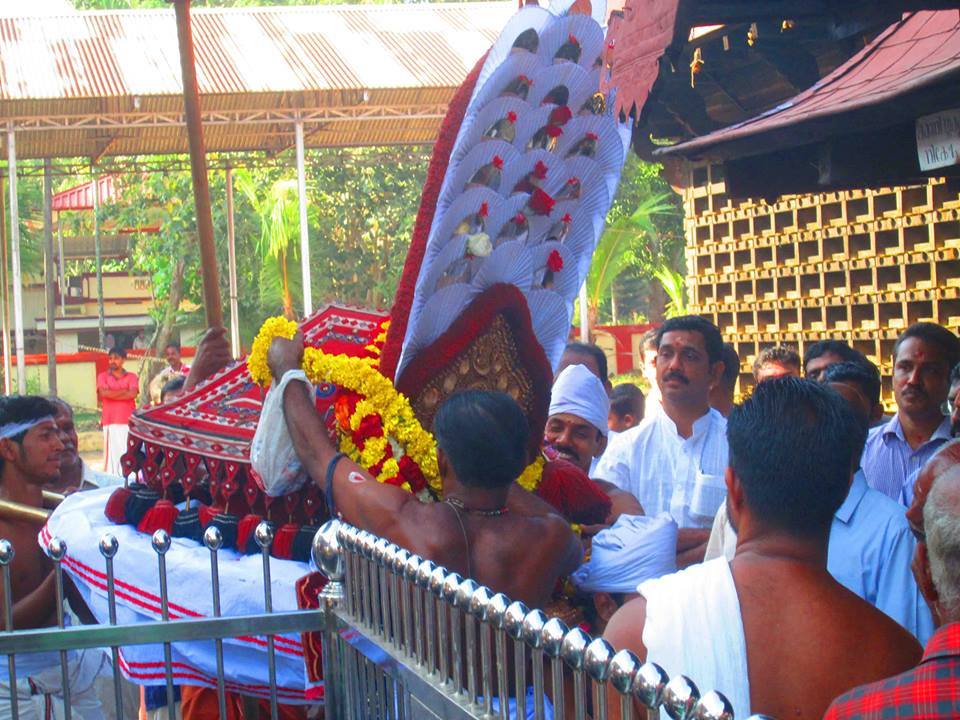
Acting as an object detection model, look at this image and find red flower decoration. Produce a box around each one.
[518,74,531,84]
[506,111,518,123]
[383,474,405,488]
[478,201,489,217]
[568,33,579,45]
[398,455,427,492]
[562,213,572,223]
[529,188,556,216]
[547,250,564,272]
[354,414,383,442]
[567,176,579,185]
[546,124,564,139]
[492,155,504,170]
[586,132,598,141]
[534,160,549,179]
[513,212,527,225]
[549,106,572,126]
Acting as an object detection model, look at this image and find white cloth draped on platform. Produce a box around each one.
[43,488,320,704]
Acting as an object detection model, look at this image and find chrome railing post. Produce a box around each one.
[315,521,346,719]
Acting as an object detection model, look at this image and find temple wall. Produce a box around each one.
[684,164,960,410]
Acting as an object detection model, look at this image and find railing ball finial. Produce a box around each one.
[254,521,274,550]
[484,592,509,629]
[415,559,437,588]
[404,553,422,582]
[98,533,119,559]
[631,661,669,710]
[441,572,463,604]
[540,617,569,659]
[520,609,547,648]
[202,525,223,552]
[584,637,615,683]
[0,539,14,565]
[428,566,447,597]
[503,601,529,641]
[663,674,700,720]
[454,578,478,609]
[560,627,590,671]
[691,690,735,720]
[392,548,411,575]
[468,585,492,619]
[313,520,345,582]
[150,530,170,556]
[372,538,390,566]
[46,536,67,561]
[609,649,641,696]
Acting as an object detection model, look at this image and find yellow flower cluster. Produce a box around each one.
[516,456,546,492]
[247,316,551,499]
[248,316,299,387]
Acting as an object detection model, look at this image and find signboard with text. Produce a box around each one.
[917,109,960,172]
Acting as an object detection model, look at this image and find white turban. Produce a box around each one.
[549,364,609,436]
[571,513,678,593]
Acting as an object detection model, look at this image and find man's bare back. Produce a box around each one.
[734,557,920,720]
[0,516,56,629]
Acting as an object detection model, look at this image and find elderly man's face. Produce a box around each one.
[544,413,605,475]
[52,403,79,473]
[756,361,800,383]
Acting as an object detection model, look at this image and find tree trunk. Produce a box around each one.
[155,256,186,354]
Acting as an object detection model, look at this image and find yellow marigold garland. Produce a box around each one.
[248,316,544,497]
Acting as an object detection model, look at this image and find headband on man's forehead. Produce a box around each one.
[0,416,55,440]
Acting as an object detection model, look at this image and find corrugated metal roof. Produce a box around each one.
[0,3,509,99]
[660,9,960,159]
[0,2,514,158]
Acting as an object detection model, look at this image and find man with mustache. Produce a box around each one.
[862,323,960,503]
[594,315,727,565]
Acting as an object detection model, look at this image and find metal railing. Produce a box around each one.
[0,519,771,720]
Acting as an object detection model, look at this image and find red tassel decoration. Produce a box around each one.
[137,499,180,535]
[199,504,221,529]
[272,522,300,560]
[529,187,556,216]
[104,486,133,524]
[237,514,264,554]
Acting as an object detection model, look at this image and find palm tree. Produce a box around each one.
[652,265,688,318]
[585,191,674,327]
[233,171,301,319]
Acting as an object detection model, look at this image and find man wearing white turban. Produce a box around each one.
[545,364,610,475]
[546,364,643,523]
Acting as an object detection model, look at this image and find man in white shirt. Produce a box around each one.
[594,315,727,565]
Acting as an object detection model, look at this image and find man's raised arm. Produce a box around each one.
[268,334,428,552]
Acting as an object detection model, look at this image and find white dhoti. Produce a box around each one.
[638,557,751,719]
[0,648,108,720]
[102,425,129,478]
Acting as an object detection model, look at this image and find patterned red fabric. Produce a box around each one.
[824,622,960,719]
[295,572,329,684]
[125,304,387,494]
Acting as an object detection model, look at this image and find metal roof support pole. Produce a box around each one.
[295,118,312,317]
[0,174,10,395]
[43,159,57,395]
[578,281,589,343]
[224,166,240,357]
[173,0,223,329]
[92,163,105,349]
[6,125,25,394]
[57,217,65,317]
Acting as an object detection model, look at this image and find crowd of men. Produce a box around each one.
[2,315,959,718]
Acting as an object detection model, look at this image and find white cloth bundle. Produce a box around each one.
[43,488,319,703]
[571,513,677,593]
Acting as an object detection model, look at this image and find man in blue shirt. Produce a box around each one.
[823,362,935,644]
[861,323,959,503]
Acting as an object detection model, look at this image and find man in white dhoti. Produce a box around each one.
[603,378,923,720]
